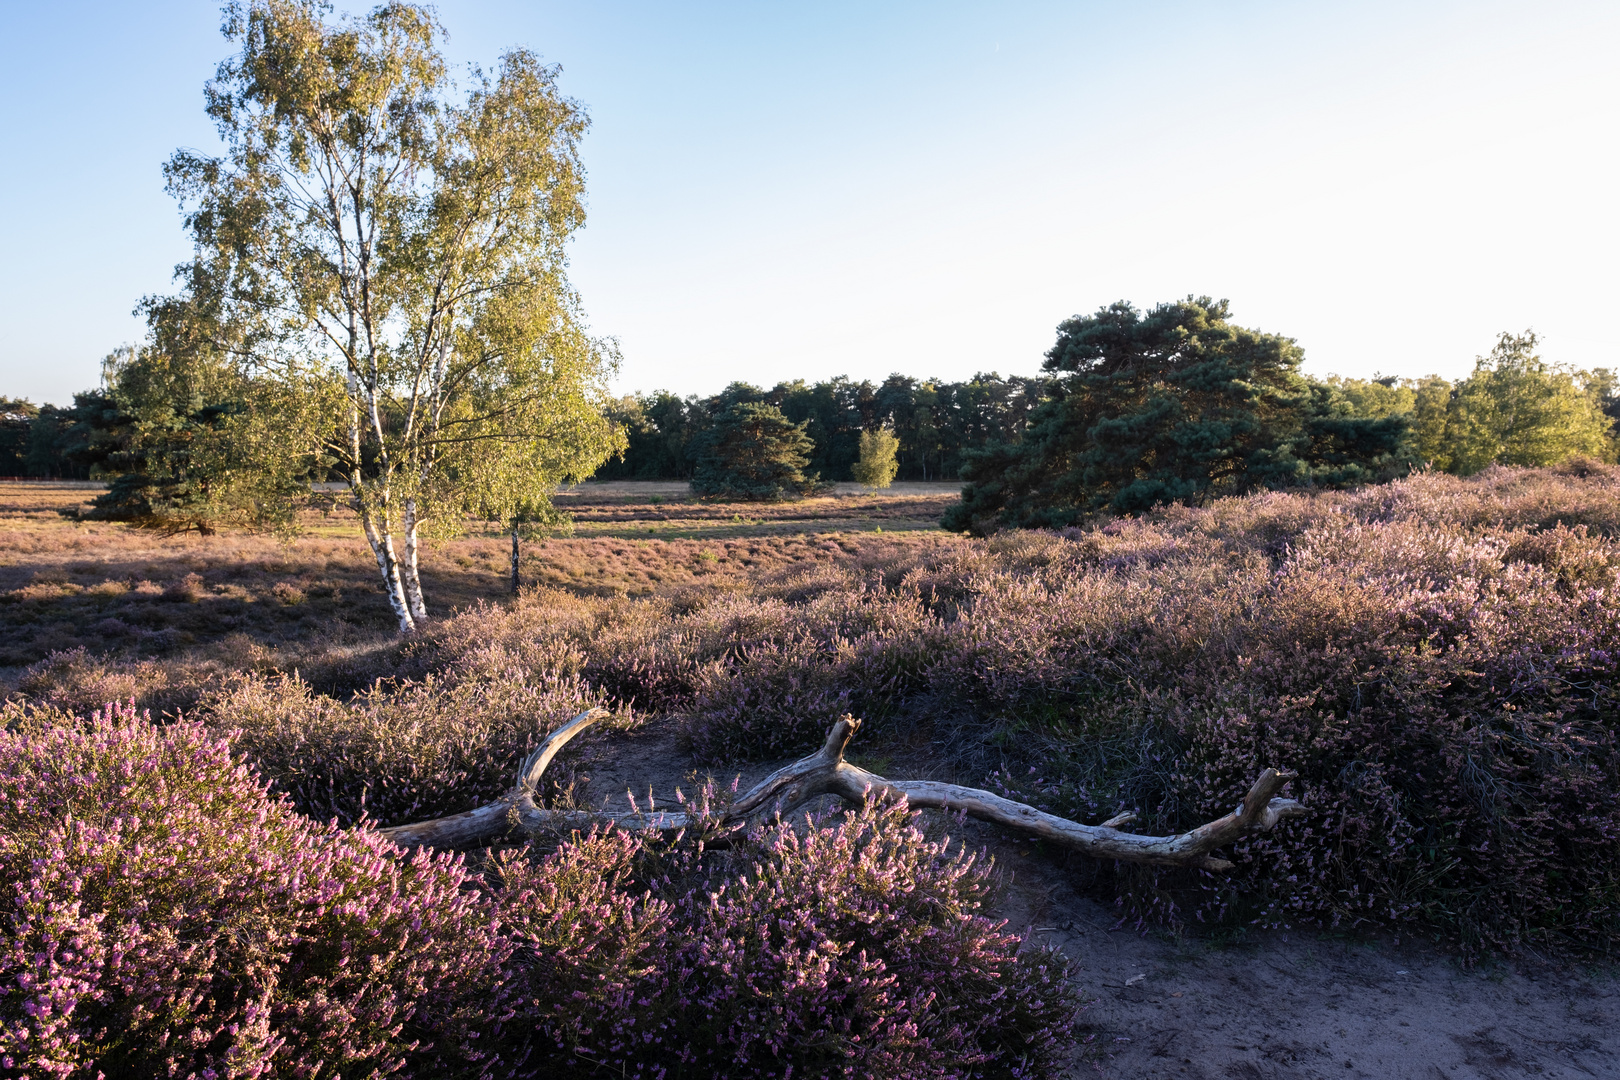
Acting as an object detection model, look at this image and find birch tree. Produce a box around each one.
[1444,331,1613,474]
[163,0,623,632]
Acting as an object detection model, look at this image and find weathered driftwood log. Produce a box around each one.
[378,710,1306,871]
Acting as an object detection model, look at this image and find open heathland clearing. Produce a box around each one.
[0,482,960,680]
[3,469,1619,1077]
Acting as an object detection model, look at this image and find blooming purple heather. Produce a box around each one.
[5,463,1617,1072]
[0,703,506,1078]
[0,708,1079,1077]
[488,801,1078,1078]
[371,464,1617,954]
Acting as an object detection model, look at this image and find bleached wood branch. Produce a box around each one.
[377,708,688,849]
[378,712,1306,872]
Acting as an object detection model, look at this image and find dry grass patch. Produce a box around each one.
[0,481,961,706]
[518,532,959,597]
[552,483,960,539]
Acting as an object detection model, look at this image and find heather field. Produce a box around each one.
[4,468,1620,1076]
[0,482,960,684]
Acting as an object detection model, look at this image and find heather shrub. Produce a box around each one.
[974,506,1620,952]
[422,592,602,676]
[1147,669,1620,951]
[485,829,674,1075]
[419,584,954,764]
[0,705,1082,1077]
[682,587,948,761]
[0,703,503,1078]
[649,802,1078,1079]
[207,469,1616,956]
[414,592,699,713]
[544,468,1620,951]
[685,643,861,762]
[1337,463,1620,534]
[16,647,187,717]
[1502,522,1615,589]
[756,559,860,602]
[1178,521,1619,950]
[54,464,1605,957]
[490,801,1079,1079]
[208,669,617,826]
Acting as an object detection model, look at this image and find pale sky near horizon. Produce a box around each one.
[1,1,1616,406]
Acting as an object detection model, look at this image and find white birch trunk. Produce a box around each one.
[396,334,450,623]
[355,499,415,634]
[402,498,428,621]
[347,369,416,634]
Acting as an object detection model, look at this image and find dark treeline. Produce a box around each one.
[13,317,1616,505]
[0,393,117,480]
[3,372,1045,487]
[595,373,1051,483]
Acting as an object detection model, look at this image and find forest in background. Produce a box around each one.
[507,340,1620,486]
[595,372,1049,482]
[0,371,1047,484]
[7,331,1617,492]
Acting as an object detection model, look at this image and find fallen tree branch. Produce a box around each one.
[378,712,1306,871]
[378,709,690,849]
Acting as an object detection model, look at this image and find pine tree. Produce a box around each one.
[944,297,1408,534]
[691,402,829,500]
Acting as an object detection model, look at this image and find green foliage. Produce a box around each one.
[600,391,699,479]
[943,296,1402,534]
[691,401,829,501]
[1322,374,1414,419]
[1407,374,1456,466]
[596,326,1619,503]
[1591,366,1620,425]
[1317,339,1617,475]
[593,372,1051,483]
[1442,331,1613,473]
[6,393,108,481]
[1295,380,1414,487]
[72,345,332,536]
[852,427,901,490]
[154,0,623,629]
[0,398,37,475]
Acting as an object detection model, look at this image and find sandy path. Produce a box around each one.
[1001,864,1618,1079]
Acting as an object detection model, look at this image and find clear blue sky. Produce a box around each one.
[2,1,1616,406]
